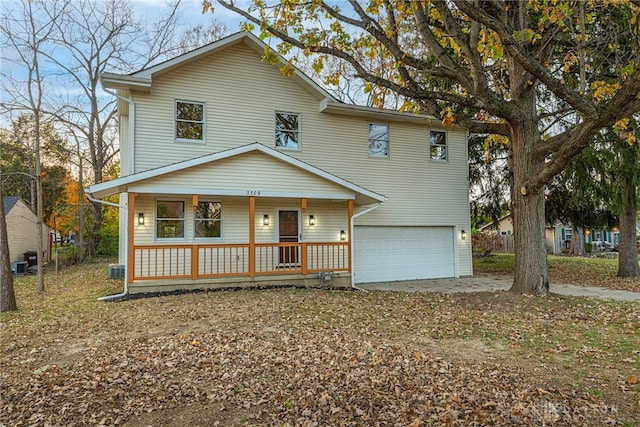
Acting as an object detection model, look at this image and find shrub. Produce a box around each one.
[472,232,503,257]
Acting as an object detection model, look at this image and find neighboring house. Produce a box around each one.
[3,196,49,264]
[477,214,513,236]
[87,32,472,294]
[480,213,621,254]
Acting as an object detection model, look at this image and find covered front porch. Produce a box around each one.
[126,193,353,289]
[86,144,386,293]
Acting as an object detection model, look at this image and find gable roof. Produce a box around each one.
[3,196,20,215]
[101,32,336,101]
[86,142,387,203]
[100,31,448,126]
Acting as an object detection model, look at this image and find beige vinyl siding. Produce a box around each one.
[119,193,128,264]
[131,152,355,199]
[132,195,348,246]
[127,43,472,277]
[254,198,349,244]
[6,200,49,263]
[119,117,130,176]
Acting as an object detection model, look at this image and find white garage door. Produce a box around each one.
[354,226,455,284]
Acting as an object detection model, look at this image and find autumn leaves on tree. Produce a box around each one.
[211,0,640,294]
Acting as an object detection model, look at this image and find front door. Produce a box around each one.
[278,210,299,265]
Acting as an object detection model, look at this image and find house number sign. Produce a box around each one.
[246,190,261,196]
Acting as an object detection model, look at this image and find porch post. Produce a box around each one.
[249,196,255,277]
[191,195,199,279]
[347,199,353,273]
[127,192,135,283]
[301,198,307,274]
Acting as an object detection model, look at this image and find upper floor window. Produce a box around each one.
[195,201,222,239]
[275,112,300,150]
[430,130,447,161]
[368,123,389,157]
[156,200,185,239]
[176,101,205,143]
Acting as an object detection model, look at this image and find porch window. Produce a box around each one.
[430,130,447,161]
[195,201,222,238]
[275,112,300,150]
[368,123,389,157]
[156,201,185,239]
[176,101,205,143]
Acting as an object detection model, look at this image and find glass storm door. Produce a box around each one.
[278,210,299,265]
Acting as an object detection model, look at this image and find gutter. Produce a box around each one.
[86,194,130,301]
[350,203,384,291]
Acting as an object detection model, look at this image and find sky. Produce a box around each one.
[0,0,250,128]
[136,0,246,34]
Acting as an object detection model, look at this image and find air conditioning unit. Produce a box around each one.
[11,261,28,275]
[107,264,125,279]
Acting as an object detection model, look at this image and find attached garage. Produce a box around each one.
[353,226,456,284]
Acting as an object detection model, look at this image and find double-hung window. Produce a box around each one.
[156,201,185,239]
[195,201,222,239]
[275,112,300,150]
[176,101,205,143]
[368,123,389,157]
[430,130,447,161]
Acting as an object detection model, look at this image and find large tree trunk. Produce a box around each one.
[510,122,549,295]
[510,183,549,294]
[507,56,550,295]
[617,159,639,277]
[0,184,18,312]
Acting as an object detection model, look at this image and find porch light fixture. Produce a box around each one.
[309,215,315,226]
[461,229,467,240]
[263,214,269,226]
[340,230,346,241]
[138,212,144,225]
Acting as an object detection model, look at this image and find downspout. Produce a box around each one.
[86,194,130,301]
[350,202,383,290]
[96,88,135,301]
[102,88,135,173]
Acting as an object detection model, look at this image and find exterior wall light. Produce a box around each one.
[138,212,144,225]
[340,230,346,241]
[309,215,315,226]
[460,229,466,240]
[263,214,270,226]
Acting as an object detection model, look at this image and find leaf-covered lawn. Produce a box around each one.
[474,253,640,292]
[1,261,639,426]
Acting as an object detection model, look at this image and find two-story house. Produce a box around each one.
[87,32,472,294]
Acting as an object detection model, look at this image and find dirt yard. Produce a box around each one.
[1,261,639,426]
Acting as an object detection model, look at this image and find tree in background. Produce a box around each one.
[0,0,67,292]
[173,19,229,55]
[212,1,640,294]
[40,0,180,256]
[0,183,18,312]
[468,133,510,230]
[600,122,639,277]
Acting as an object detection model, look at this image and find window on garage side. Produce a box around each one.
[195,201,222,239]
[176,101,205,143]
[156,200,185,239]
[368,123,389,157]
[275,112,300,150]
[429,130,447,161]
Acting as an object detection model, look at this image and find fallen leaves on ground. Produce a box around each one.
[1,262,638,426]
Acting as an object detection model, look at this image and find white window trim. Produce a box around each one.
[194,200,223,241]
[155,199,187,241]
[175,100,206,144]
[275,111,301,151]
[429,130,448,162]
[368,123,389,158]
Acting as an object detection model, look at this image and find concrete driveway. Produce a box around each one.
[358,274,640,302]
